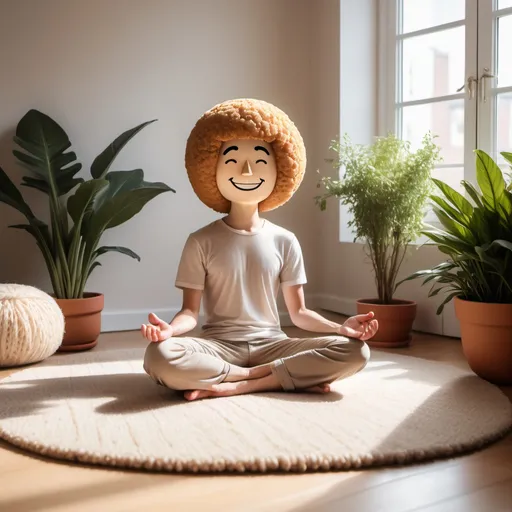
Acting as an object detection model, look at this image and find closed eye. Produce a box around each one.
[225,159,237,164]
[256,159,267,164]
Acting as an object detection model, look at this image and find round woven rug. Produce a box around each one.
[0,348,510,473]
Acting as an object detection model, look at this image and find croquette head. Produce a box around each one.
[184,98,306,213]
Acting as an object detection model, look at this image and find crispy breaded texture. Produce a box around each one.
[185,98,306,213]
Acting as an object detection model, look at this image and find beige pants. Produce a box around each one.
[143,335,370,391]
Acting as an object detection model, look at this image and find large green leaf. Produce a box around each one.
[432,206,475,243]
[90,169,145,213]
[82,169,175,234]
[475,245,505,273]
[9,218,52,249]
[422,227,472,253]
[461,180,484,208]
[501,151,512,166]
[467,209,485,242]
[88,184,172,240]
[498,199,512,221]
[0,166,33,217]
[432,178,473,218]
[21,175,83,195]
[430,195,469,227]
[436,291,461,314]
[12,109,82,197]
[90,120,157,179]
[94,245,141,261]
[87,261,102,278]
[67,179,109,225]
[475,149,506,211]
[9,221,62,296]
[2,165,57,291]
[483,239,512,254]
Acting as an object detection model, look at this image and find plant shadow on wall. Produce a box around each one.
[0,110,175,351]
[399,149,512,386]
[315,132,442,349]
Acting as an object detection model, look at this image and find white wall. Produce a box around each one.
[0,0,322,330]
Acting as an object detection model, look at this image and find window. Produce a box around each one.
[379,0,512,196]
[478,0,512,167]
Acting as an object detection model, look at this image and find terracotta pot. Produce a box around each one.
[54,293,104,352]
[454,296,512,386]
[356,298,417,348]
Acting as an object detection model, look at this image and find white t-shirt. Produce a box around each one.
[175,218,307,342]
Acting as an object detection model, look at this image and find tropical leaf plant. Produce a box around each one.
[0,109,174,299]
[315,132,442,304]
[398,149,512,313]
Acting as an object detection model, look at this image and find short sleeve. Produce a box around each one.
[280,235,307,287]
[175,235,206,290]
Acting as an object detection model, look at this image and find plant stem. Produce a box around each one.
[49,195,71,297]
[74,242,86,298]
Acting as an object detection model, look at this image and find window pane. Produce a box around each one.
[496,93,512,165]
[400,99,464,165]
[431,167,464,196]
[402,0,465,33]
[402,27,465,102]
[497,15,512,87]
[498,0,512,10]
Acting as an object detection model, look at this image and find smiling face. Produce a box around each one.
[215,139,277,206]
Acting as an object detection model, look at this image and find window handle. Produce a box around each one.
[457,76,478,99]
[480,68,496,103]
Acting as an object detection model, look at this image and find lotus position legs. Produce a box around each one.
[143,328,372,400]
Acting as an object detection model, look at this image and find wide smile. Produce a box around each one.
[229,178,265,191]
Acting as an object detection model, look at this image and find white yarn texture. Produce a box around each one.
[0,349,510,474]
[0,284,64,367]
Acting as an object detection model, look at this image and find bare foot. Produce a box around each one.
[183,378,332,401]
[184,373,281,401]
[303,383,331,393]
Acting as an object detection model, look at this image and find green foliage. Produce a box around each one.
[315,132,442,304]
[398,149,512,313]
[0,109,175,299]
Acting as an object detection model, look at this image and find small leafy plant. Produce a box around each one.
[315,132,441,304]
[399,150,512,313]
[0,109,174,299]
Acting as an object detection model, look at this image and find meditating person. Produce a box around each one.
[141,98,377,401]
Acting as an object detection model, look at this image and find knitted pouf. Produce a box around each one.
[0,284,64,367]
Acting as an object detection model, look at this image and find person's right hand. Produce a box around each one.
[141,312,173,342]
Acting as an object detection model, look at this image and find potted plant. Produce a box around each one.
[315,132,441,348]
[399,149,512,385]
[0,109,174,351]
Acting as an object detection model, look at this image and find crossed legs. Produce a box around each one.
[143,335,370,401]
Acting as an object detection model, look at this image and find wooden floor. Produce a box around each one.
[1,311,511,512]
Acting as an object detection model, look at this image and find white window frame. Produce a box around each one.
[378,0,479,189]
[377,0,512,188]
[477,1,512,160]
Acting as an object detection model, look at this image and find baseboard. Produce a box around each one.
[101,308,182,332]
[313,294,357,317]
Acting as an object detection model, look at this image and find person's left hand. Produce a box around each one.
[338,312,379,341]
